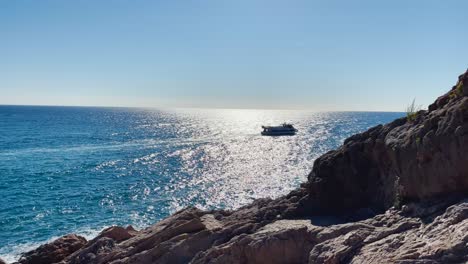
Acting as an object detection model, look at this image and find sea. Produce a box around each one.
[0,105,404,262]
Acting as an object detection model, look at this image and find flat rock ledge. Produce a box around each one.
[12,70,468,264]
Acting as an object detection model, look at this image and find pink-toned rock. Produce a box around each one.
[17,234,86,264]
[90,225,137,243]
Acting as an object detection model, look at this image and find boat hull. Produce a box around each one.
[261,131,296,136]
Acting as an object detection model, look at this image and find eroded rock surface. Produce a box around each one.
[307,70,468,213]
[14,70,468,263]
[14,199,468,264]
[17,234,87,264]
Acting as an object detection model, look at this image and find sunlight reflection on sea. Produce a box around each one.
[0,106,404,261]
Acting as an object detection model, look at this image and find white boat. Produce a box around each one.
[261,123,297,136]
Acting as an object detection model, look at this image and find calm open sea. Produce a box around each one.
[0,105,403,262]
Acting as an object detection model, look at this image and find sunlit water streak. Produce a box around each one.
[0,105,404,261]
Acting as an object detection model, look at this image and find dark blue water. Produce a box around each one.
[0,105,403,261]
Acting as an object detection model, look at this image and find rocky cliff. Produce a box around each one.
[13,70,468,264]
[307,70,468,213]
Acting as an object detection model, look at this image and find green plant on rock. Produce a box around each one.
[406,98,421,122]
[450,91,458,99]
[456,80,463,95]
[415,137,421,145]
[449,80,464,99]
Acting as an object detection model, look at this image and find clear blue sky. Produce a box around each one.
[1,0,467,111]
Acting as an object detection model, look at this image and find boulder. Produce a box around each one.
[89,225,137,244]
[65,237,115,264]
[17,234,86,264]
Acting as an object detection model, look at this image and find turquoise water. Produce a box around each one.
[0,106,403,261]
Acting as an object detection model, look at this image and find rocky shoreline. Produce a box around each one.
[7,70,468,264]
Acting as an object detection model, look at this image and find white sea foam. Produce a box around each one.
[0,227,105,263]
[0,237,59,263]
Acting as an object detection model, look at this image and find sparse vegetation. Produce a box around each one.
[406,98,421,122]
[456,80,464,95]
[449,81,463,99]
[450,91,458,99]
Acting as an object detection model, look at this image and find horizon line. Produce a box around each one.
[0,103,406,113]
